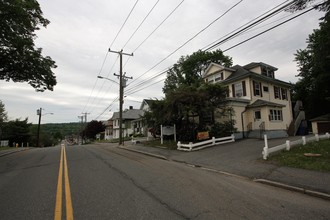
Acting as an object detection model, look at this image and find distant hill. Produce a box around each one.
[31,122,83,137]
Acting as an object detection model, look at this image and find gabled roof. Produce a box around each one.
[111,109,144,120]
[203,62,235,78]
[244,62,278,71]
[222,65,291,88]
[247,99,286,108]
[140,99,155,110]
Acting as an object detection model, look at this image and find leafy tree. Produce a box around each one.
[163,49,232,95]
[291,0,330,118]
[83,120,106,139]
[145,83,231,142]
[0,0,57,91]
[1,118,31,146]
[0,100,8,124]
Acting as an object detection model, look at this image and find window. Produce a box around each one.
[263,86,269,92]
[281,88,288,100]
[234,83,243,97]
[254,110,261,120]
[269,109,283,121]
[232,81,246,97]
[215,72,223,81]
[253,81,262,96]
[274,86,280,99]
[261,67,274,78]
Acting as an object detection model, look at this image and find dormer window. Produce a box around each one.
[261,67,274,78]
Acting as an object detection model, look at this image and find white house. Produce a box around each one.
[203,62,294,139]
[111,107,144,139]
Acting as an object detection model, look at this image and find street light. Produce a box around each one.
[97,75,119,85]
[36,108,53,148]
[97,75,125,145]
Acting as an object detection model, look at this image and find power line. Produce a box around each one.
[122,0,160,50]
[82,51,109,113]
[83,0,139,114]
[123,0,185,69]
[222,5,318,52]
[124,1,316,97]
[109,0,140,49]
[126,0,243,92]
[204,0,295,51]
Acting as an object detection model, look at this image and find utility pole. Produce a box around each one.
[80,112,89,144]
[109,49,133,145]
[36,108,42,148]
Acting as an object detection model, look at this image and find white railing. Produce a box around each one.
[262,133,330,160]
[177,134,235,152]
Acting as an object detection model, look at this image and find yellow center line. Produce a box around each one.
[63,145,74,220]
[54,145,64,220]
[54,144,74,220]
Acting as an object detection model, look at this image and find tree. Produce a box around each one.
[291,0,330,118]
[146,49,234,142]
[0,0,57,92]
[1,118,31,146]
[163,49,232,95]
[83,120,106,139]
[0,100,8,124]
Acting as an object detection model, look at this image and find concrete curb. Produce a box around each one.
[254,179,330,201]
[0,148,30,157]
[118,147,168,160]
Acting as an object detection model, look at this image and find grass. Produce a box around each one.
[269,139,330,172]
[141,139,177,150]
[0,146,12,151]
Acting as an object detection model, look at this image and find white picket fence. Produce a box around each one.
[177,134,235,152]
[262,133,330,160]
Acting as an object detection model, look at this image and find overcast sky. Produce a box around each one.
[0,0,324,124]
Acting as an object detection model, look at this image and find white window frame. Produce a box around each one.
[234,82,243,97]
[269,109,283,121]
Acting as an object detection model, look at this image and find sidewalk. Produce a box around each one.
[119,137,330,199]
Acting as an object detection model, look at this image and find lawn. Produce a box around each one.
[0,146,12,151]
[141,139,177,150]
[269,139,330,172]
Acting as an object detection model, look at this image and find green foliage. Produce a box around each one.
[291,0,330,119]
[145,50,234,142]
[1,118,31,146]
[210,121,236,138]
[270,139,330,172]
[0,0,57,91]
[83,120,105,139]
[29,122,82,147]
[0,100,8,124]
[163,49,232,95]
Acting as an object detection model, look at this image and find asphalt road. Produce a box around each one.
[0,143,329,220]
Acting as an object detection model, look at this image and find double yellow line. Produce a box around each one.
[54,144,73,220]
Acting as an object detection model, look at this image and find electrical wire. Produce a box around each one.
[203,0,295,51]
[83,0,139,114]
[126,0,244,92]
[109,0,140,49]
[122,0,185,69]
[222,5,319,52]
[122,0,160,50]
